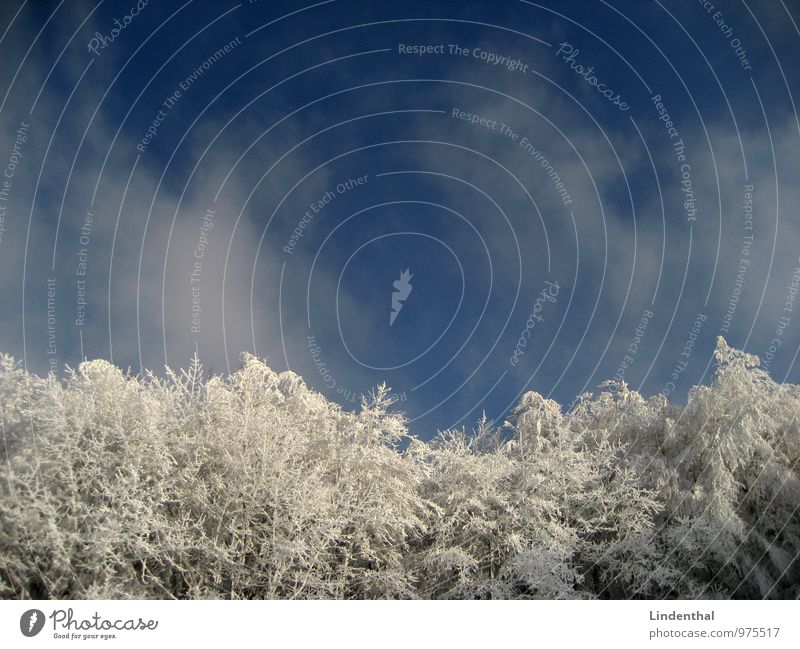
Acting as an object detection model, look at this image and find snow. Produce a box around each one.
[0,338,797,599]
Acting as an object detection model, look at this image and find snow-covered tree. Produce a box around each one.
[0,339,797,599]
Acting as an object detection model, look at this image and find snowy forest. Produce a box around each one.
[1,337,798,600]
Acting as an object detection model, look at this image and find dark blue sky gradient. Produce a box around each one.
[1,0,799,436]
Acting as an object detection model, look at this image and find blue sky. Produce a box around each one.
[1,0,799,436]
